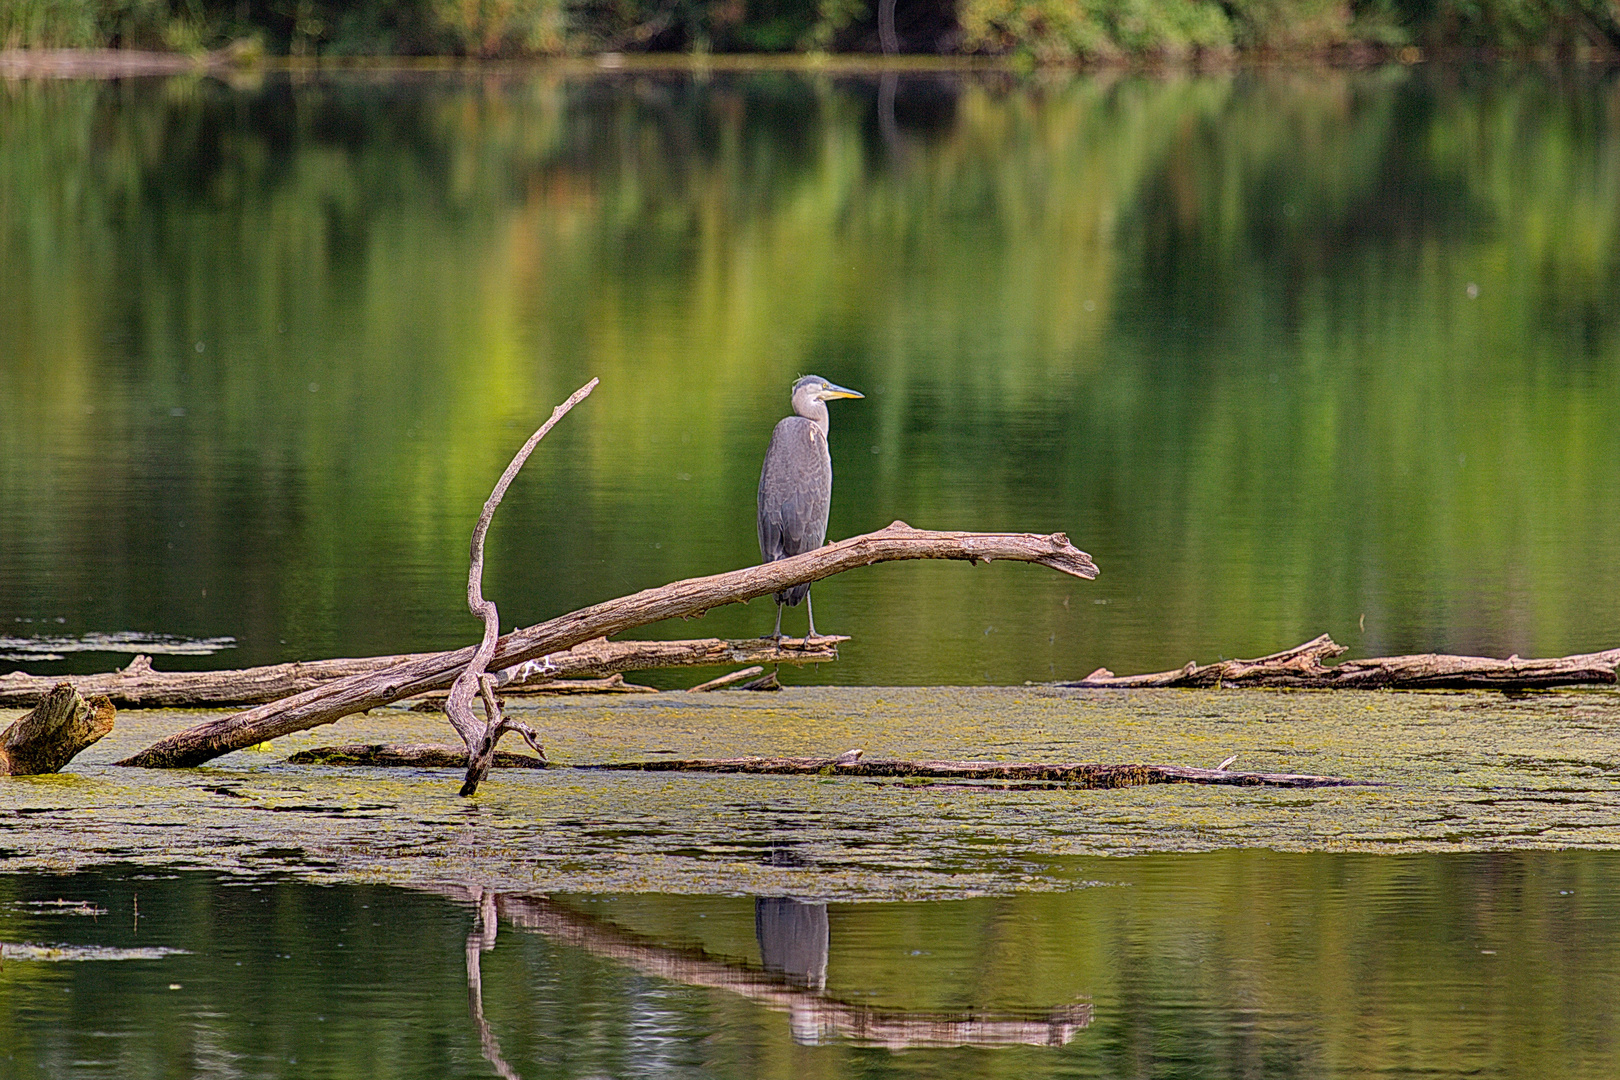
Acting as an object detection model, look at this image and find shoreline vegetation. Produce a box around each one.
[3,1,1618,68]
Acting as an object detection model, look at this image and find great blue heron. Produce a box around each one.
[758,375,864,640]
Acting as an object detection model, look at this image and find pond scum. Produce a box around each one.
[3,685,1618,898]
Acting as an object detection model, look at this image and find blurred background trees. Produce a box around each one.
[4,0,1619,59]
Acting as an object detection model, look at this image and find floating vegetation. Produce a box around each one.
[0,631,237,661]
[13,899,109,917]
[0,943,189,962]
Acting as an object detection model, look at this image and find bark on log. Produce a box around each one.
[117,523,1098,769]
[1,683,115,776]
[1062,634,1620,690]
[282,745,1368,788]
[287,743,546,769]
[0,637,843,709]
[578,756,1372,788]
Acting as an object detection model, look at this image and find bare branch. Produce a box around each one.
[0,636,842,709]
[451,378,597,794]
[117,523,1098,769]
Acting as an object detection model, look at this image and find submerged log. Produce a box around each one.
[0,636,843,709]
[1,683,115,776]
[287,743,546,769]
[1062,634,1620,690]
[284,745,1368,788]
[579,755,1373,788]
[117,523,1099,769]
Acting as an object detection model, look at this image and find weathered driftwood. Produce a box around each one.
[283,745,1368,787]
[0,636,842,709]
[117,523,1098,769]
[1,683,115,776]
[453,379,601,795]
[1062,634,1620,690]
[687,666,764,691]
[437,886,1092,1050]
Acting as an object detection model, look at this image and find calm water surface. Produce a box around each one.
[2,853,1616,1079]
[3,66,1618,683]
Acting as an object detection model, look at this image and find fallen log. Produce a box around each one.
[0,636,843,709]
[578,755,1373,788]
[282,745,1369,788]
[1,683,115,776]
[117,523,1098,769]
[1062,634,1620,690]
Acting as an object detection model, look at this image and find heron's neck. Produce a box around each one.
[794,398,830,434]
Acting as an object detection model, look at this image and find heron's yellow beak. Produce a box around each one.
[817,383,863,401]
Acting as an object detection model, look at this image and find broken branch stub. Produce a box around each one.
[117,524,1098,769]
[1,683,115,776]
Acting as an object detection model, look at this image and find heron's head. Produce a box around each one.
[792,375,864,408]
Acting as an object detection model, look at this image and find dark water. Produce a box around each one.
[3,67,1619,685]
[1,853,1616,1079]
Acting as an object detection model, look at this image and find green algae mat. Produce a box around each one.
[3,686,1618,898]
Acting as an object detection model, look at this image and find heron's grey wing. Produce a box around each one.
[758,417,832,563]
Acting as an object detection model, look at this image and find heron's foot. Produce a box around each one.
[801,631,836,648]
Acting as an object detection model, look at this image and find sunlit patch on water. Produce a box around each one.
[0,631,237,661]
[1,942,189,962]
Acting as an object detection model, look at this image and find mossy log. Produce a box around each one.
[0,683,115,776]
[284,744,1368,788]
[287,743,546,769]
[117,523,1098,769]
[0,636,843,709]
[1063,634,1620,690]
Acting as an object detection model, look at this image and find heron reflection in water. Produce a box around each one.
[757,375,864,641]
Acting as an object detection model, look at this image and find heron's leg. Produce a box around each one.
[770,602,784,641]
[804,591,820,642]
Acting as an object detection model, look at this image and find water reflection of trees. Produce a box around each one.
[3,70,1618,672]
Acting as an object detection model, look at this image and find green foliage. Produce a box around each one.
[1,0,1615,54]
[957,0,1236,61]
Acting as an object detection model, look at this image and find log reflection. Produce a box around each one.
[447,886,1090,1050]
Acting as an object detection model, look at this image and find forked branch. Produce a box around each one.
[451,378,598,795]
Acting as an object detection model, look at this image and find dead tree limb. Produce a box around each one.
[1063,634,1620,690]
[577,755,1373,788]
[1,683,115,776]
[0,636,842,709]
[454,378,599,796]
[282,745,1368,788]
[117,524,1098,769]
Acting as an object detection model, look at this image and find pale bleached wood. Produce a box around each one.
[1063,634,1620,690]
[116,523,1098,769]
[1,683,115,776]
[454,379,598,795]
[0,636,843,709]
